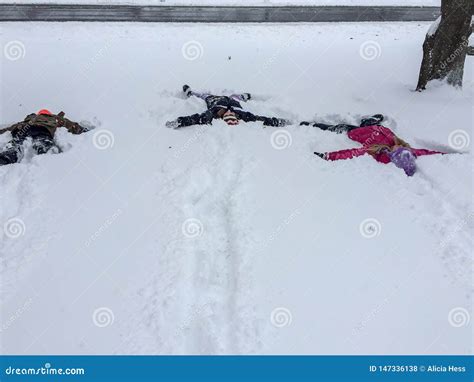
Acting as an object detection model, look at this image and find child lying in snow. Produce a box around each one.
[0,109,88,166]
[301,114,444,176]
[166,85,289,128]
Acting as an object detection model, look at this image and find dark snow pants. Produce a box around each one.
[189,91,247,110]
[312,123,359,134]
[0,133,57,166]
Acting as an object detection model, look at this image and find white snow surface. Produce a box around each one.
[0,0,441,6]
[0,22,472,355]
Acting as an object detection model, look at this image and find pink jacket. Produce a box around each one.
[325,125,443,163]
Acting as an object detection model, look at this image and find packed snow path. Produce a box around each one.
[0,22,472,355]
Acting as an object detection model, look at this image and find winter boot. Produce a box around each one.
[183,84,192,98]
[0,141,24,165]
[360,114,384,127]
[32,135,58,155]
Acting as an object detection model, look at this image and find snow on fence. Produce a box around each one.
[0,4,441,22]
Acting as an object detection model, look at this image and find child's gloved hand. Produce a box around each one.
[242,93,251,101]
[262,117,289,127]
[166,120,179,129]
[262,117,277,127]
[314,152,327,160]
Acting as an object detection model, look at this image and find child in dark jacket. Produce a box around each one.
[0,109,88,166]
[166,85,289,129]
[302,114,444,176]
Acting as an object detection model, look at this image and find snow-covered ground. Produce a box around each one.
[0,22,472,355]
[0,0,441,6]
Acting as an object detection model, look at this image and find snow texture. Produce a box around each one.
[0,22,472,355]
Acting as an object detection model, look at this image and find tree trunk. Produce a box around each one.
[416,0,473,91]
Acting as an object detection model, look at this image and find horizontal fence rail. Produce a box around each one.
[0,4,441,23]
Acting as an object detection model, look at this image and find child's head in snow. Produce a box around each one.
[389,147,417,177]
[217,108,239,126]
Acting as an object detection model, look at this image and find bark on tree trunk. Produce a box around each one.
[416,0,473,91]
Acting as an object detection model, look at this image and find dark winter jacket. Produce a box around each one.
[172,93,287,128]
[205,95,243,113]
[176,109,286,128]
[0,112,87,139]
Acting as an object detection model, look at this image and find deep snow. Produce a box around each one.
[0,21,472,355]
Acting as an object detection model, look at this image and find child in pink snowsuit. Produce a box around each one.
[302,114,444,176]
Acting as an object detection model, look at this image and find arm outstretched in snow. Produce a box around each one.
[324,147,368,161]
[166,111,213,129]
[56,112,89,135]
[0,121,26,135]
[235,110,289,127]
[411,148,444,157]
[167,109,289,128]
[317,147,445,161]
[0,126,14,135]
